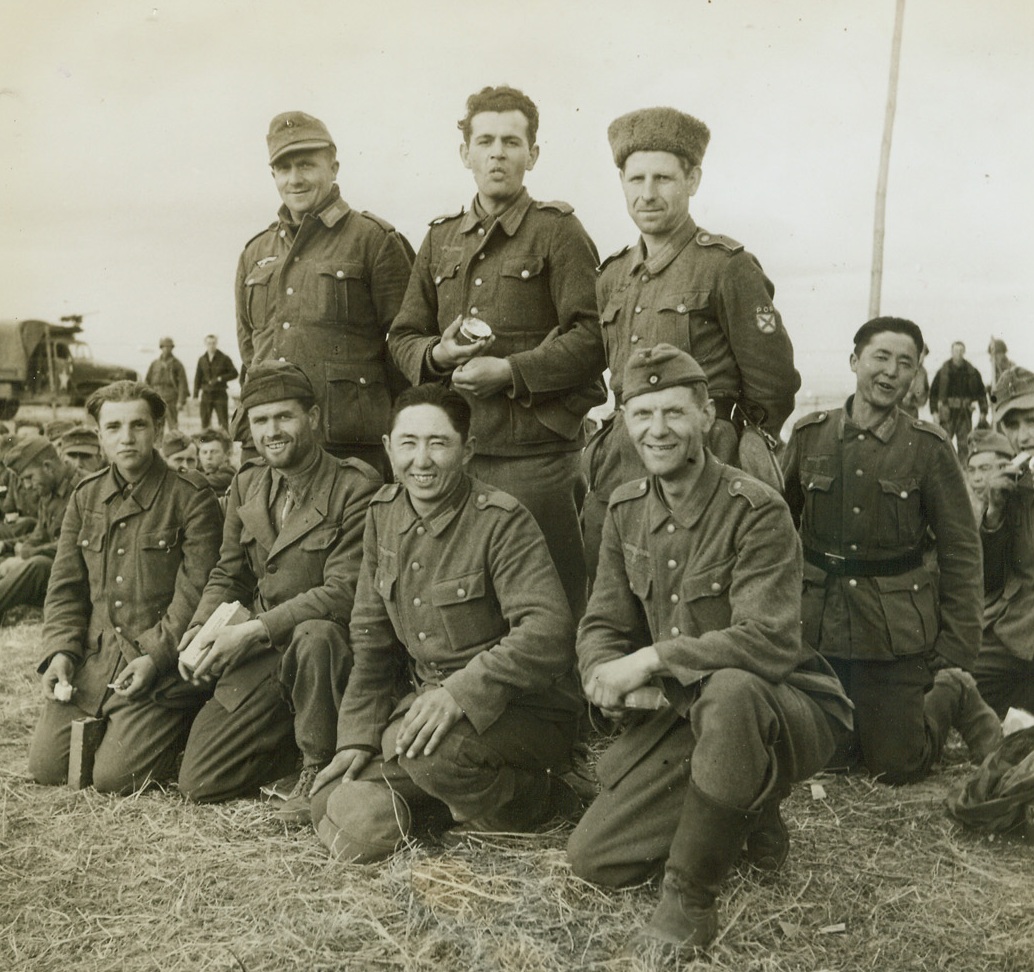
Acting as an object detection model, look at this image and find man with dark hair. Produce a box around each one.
[193,335,238,431]
[311,382,580,861]
[582,107,799,578]
[568,345,850,954]
[145,338,190,430]
[782,317,999,786]
[929,341,988,462]
[0,437,79,621]
[388,85,604,617]
[177,360,381,821]
[28,380,222,792]
[236,111,414,476]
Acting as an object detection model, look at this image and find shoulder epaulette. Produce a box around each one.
[238,455,267,472]
[359,210,397,234]
[695,230,744,254]
[610,478,650,507]
[243,220,279,251]
[598,244,632,273]
[176,468,211,491]
[336,456,384,485]
[429,208,464,226]
[726,472,772,510]
[535,199,574,215]
[72,467,108,491]
[473,487,520,512]
[911,417,949,442]
[792,410,831,431]
[371,482,403,504]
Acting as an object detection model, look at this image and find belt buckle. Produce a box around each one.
[823,552,846,572]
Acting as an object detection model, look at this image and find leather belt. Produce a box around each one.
[804,546,924,577]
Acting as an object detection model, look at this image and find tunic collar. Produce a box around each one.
[396,475,473,537]
[647,451,723,533]
[277,184,351,231]
[628,215,699,278]
[458,188,532,238]
[839,395,899,443]
[99,452,168,508]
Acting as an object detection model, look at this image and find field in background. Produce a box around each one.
[1,617,1031,972]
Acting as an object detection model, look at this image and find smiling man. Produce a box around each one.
[235,111,414,475]
[568,345,850,955]
[176,361,380,821]
[28,381,222,793]
[782,317,999,785]
[310,382,581,863]
[582,107,799,579]
[388,85,605,617]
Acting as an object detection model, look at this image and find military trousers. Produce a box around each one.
[567,668,836,888]
[468,451,587,618]
[29,688,199,794]
[312,703,577,862]
[0,554,52,616]
[155,389,181,429]
[973,639,1034,719]
[199,393,230,431]
[178,619,351,803]
[939,406,974,462]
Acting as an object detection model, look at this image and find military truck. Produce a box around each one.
[0,316,138,419]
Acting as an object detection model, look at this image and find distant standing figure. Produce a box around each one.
[145,338,189,430]
[929,341,988,461]
[193,335,238,431]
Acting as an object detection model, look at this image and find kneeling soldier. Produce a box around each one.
[568,345,851,954]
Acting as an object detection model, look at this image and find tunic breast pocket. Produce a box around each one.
[244,264,276,329]
[652,291,709,357]
[76,525,106,564]
[140,528,183,589]
[679,557,734,636]
[430,569,500,652]
[802,472,836,532]
[496,254,547,332]
[877,478,923,546]
[315,262,365,324]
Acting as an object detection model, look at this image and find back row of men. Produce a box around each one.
[13,85,1034,958]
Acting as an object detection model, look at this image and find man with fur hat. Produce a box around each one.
[145,338,190,430]
[782,317,1000,785]
[27,380,222,792]
[176,360,381,823]
[582,106,799,578]
[236,111,414,477]
[0,436,79,620]
[974,366,1034,716]
[568,344,850,955]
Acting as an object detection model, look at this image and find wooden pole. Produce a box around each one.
[869,0,907,319]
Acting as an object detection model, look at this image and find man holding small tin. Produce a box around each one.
[388,85,605,616]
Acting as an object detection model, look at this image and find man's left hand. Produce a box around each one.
[452,357,513,398]
[584,647,661,710]
[189,619,266,681]
[111,655,158,700]
[396,688,464,758]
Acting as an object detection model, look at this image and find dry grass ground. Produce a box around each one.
[1,616,1031,972]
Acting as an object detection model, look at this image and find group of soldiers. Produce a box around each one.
[143,333,239,431]
[5,84,1032,957]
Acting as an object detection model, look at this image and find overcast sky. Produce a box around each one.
[3,0,1032,404]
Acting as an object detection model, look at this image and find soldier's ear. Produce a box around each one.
[849,352,860,376]
[687,165,703,197]
[525,143,540,172]
[459,142,471,170]
[461,434,477,465]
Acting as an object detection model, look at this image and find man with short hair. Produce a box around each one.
[177,360,381,820]
[145,338,190,430]
[964,428,1013,522]
[582,107,799,577]
[0,433,38,548]
[973,366,1034,716]
[196,428,235,494]
[160,430,199,473]
[311,383,580,862]
[236,111,414,476]
[0,437,78,620]
[193,334,238,431]
[28,381,222,792]
[929,341,988,461]
[388,85,604,616]
[568,345,850,954]
[782,318,1000,785]
[57,426,104,476]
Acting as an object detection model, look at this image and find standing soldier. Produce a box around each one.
[929,341,989,461]
[583,107,798,577]
[193,335,239,431]
[145,338,190,430]
[236,111,414,476]
[388,85,605,616]
[782,317,1000,785]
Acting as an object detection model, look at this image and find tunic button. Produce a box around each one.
[286,287,294,295]
[477,494,487,504]
[80,539,89,547]
[857,433,865,441]
[359,377,367,385]
[639,481,647,490]
[282,321,290,329]
[670,594,679,604]
[641,274,650,282]
[850,544,858,551]
[278,357,286,363]
[634,306,643,314]
[520,269,530,279]
[478,252,485,260]
[115,576,123,584]
[477,227,485,236]
[418,632,427,642]
[158,539,166,548]
[667,559,677,568]
[119,522,126,529]
[114,600,123,608]
[913,583,920,591]
[676,304,687,314]
[852,507,861,514]
[294,257,300,263]
[630,335,639,343]
[117,548,125,555]
[457,588,466,598]
[474,278,483,286]
[416,526,425,536]
[856,469,864,477]
[413,597,422,606]
[733,481,741,489]
[336,270,345,279]
[671,627,680,636]
[710,582,721,592]
[411,562,421,571]
[435,276,443,285]
[666,524,675,534]
[470,306,479,315]
[649,375,659,384]
[848,578,858,588]
[267,563,278,573]
[279,229,286,238]
[900,491,908,499]
[698,233,710,243]
[115,626,122,634]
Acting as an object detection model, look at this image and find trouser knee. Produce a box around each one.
[316,779,412,864]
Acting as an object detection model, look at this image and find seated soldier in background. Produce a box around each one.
[311,383,581,862]
[177,361,381,822]
[567,345,851,954]
[57,426,105,476]
[964,428,1013,523]
[195,428,236,494]
[0,437,79,623]
[161,430,199,473]
[28,381,222,792]
[0,433,38,550]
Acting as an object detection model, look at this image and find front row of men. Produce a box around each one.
[24,319,1019,953]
